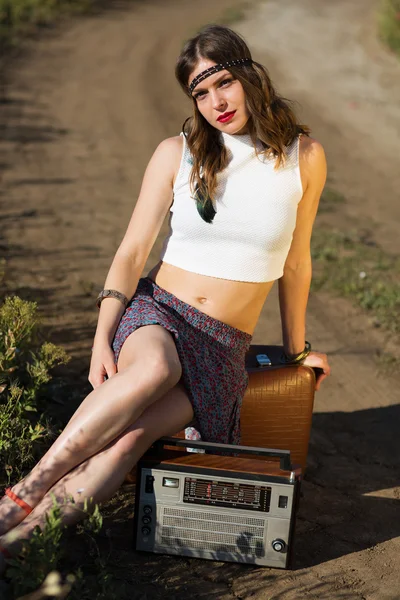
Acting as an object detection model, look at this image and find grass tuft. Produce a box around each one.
[311,227,400,335]
[318,187,346,214]
[378,0,400,57]
[0,0,103,50]
[218,6,248,25]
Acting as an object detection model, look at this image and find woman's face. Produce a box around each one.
[188,58,250,135]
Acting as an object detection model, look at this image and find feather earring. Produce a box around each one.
[194,180,216,224]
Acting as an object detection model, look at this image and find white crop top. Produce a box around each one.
[160,131,303,282]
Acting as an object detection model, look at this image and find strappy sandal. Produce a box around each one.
[0,489,33,564]
[3,488,33,516]
[0,487,33,540]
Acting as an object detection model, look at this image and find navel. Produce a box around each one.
[198,297,208,304]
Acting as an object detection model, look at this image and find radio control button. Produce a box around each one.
[143,505,152,515]
[145,475,155,493]
[272,539,286,553]
[142,526,151,536]
[142,516,151,525]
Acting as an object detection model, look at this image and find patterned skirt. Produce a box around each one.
[112,277,252,445]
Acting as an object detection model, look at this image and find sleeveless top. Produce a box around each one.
[159,131,303,282]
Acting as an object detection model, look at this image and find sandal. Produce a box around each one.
[0,488,33,539]
[4,488,33,516]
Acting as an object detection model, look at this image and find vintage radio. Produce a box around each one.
[133,437,301,569]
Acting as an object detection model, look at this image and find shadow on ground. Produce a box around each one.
[60,404,399,598]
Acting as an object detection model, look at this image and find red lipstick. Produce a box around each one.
[217,110,236,123]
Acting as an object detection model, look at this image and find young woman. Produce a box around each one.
[0,24,330,569]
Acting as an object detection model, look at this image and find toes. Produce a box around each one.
[0,496,27,536]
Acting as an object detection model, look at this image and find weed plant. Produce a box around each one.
[0,296,69,484]
[4,495,121,599]
[6,498,72,597]
[0,296,123,598]
[379,0,400,57]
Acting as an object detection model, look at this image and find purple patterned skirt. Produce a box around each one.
[112,277,252,445]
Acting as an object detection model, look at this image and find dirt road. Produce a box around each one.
[1,0,399,598]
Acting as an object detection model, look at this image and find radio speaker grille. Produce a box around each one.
[163,507,264,527]
[159,507,266,557]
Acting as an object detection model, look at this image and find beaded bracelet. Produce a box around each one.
[283,341,311,364]
[96,289,129,309]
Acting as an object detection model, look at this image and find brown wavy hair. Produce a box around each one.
[175,24,310,222]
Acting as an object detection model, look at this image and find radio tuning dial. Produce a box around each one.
[272,539,286,553]
[143,505,152,515]
[142,526,151,536]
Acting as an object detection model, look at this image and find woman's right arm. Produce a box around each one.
[89,136,183,388]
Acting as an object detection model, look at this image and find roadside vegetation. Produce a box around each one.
[0,0,108,50]
[312,225,400,335]
[0,292,123,599]
[378,0,400,57]
[0,295,69,484]
[312,187,400,371]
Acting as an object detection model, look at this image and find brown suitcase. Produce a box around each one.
[241,345,316,474]
[126,344,316,483]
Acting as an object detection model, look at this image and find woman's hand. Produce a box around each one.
[89,340,117,389]
[302,351,331,391]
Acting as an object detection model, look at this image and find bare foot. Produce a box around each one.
[0,488,33,536]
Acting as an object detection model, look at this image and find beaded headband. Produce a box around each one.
[189,58,253,94]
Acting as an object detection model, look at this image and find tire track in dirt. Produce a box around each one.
[1,1,399,598]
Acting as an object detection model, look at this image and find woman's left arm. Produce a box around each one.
[278,135,331,390]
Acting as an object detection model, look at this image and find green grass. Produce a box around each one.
[0,296,70,483]
[218,5,248,25]
[311,221,400,374]
[318,187,346,214]
[378,0,400,57]
[0,0,102,49]
[376,350,399,374]
[311,227,400,335]
[217,0,265,25]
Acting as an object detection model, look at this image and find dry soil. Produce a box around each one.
[0,0,399,598]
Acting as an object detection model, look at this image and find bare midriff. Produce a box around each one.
[146,261,275,335]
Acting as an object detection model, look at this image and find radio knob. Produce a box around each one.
[142,526,151,536]
[142,516,151,525]
[272,539,286,553]
[143,505,152,515]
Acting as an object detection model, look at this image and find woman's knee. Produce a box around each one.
[120,352,182,396]
[145,350,182,388]
[117,326,182,388]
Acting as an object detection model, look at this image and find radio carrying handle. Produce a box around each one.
[157,436,292,472]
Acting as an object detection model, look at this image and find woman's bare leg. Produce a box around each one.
[0,325,182,535]
[0,381,193,559]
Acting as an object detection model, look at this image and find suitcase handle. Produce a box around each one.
[157,436,292,471]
